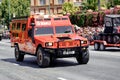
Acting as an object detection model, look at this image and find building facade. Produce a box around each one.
[30,0,83,15]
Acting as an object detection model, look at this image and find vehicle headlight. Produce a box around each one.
[45,42,53,46]
[81,40,87,44]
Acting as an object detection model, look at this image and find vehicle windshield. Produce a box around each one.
[113,17,120,27]
[35,27,54,36]
[55,26,73,34]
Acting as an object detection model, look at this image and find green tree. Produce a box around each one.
[82,0,98,11]
[76,13,85,27]
[0,0,30,27]
[114,0,120,5]
[107,0,120,9]
[62,2,79,15]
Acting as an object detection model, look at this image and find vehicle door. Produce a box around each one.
[20,23,28,52]
[25,28,36,54]
[16,22,24,51]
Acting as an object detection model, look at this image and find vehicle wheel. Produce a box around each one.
[37,47,50,68]
[15,45,24,61]
[94,43,99,50]
[76,49,89,64]
[99,43,105,51]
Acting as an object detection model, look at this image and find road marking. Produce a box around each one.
[13,63,19,66]
[57,77,67,80]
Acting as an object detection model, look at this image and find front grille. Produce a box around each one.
[58,40,80,48]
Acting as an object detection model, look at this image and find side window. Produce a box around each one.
[40,0,46,5]
[17,23,21,30]
[22,24,26,31]
[12,23,16,30]
[58,0,64,4]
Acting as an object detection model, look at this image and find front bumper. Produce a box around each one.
[44,46,88,58]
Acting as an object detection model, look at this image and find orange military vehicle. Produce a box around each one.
[10,14,89,67]
[94,15,120,51]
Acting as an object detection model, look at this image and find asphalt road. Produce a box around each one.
[0,39,120,80]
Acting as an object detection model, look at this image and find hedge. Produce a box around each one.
[69,11,110,27]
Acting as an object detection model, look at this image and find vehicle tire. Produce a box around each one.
[94,43,99,50]
[37,47,50,68]
[76,49,89,64]
[99,43,105,51]
[15,45,24,61]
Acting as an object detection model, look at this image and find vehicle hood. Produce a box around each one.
[34,35,58,42]
[34,34,87,43]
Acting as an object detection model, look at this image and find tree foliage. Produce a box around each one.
[62,2,79,15]
[82,0,98,11]
[0,0,30,27]
[107,0,120,9]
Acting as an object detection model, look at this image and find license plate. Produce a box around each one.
[63,50,75,55]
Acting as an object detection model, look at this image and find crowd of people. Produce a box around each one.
[74,25,104,44]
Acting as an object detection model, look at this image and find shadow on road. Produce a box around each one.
[1,57,39,68]
[1,57,79,68]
